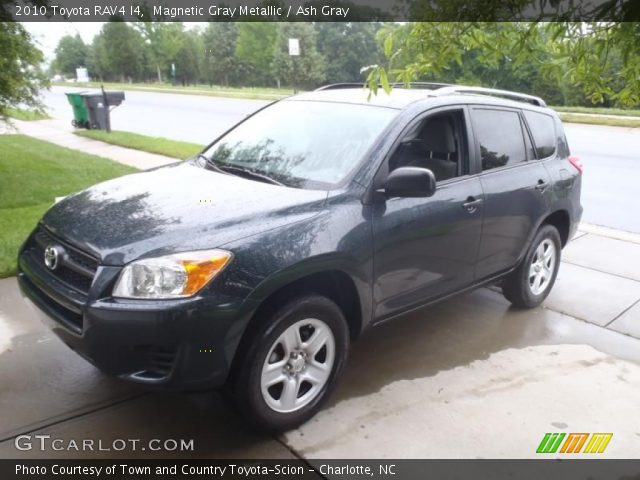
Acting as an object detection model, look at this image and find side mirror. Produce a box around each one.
[382,167,436,198]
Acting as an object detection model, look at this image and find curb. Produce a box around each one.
[578,222,640,245]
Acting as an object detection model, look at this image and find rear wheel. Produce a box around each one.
[502,224,561,308]
[231,294,349,431]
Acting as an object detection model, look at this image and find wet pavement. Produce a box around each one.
[1,226,639,459]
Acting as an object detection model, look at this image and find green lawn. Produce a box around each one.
[552,105,640,117]
[54,81,294,101]
[4,107,50,121]
[0,135,135,278]
[559,113,640,128]
[74,130,203,159]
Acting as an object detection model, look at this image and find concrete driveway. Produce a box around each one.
[1,225,639,459]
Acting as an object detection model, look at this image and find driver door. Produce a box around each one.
[371,107,484,320]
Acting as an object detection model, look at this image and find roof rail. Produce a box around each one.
[434,85,546,107]
[314,82,546,107]
[392,82,452,89]
[315,82,450,92]
[315,83,365,91]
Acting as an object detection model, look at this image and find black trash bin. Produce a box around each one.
[80,90,125,131]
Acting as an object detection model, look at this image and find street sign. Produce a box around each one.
[76,67,89,83]
[288,38,300,56]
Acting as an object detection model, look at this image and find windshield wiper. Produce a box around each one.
[196,154,228,175]
[214,163,284,186]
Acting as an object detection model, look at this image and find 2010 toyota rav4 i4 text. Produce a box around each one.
[18,84,583,431]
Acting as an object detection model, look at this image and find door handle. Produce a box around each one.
[535,180,549,192]
[462,197,483,213]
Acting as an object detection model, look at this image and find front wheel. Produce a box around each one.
[502,224,561,308]
[231,294,349,431]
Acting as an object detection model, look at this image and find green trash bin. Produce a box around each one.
[65,92,90,129]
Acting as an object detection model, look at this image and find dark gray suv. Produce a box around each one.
[18,84,583,431]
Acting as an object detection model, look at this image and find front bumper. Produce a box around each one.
[18,239,252,390]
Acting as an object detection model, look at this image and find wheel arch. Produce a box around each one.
[246,267,366,341]
[225,264,369,387]
[541,209,571,246]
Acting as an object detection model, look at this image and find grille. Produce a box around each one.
[28,226,99,295]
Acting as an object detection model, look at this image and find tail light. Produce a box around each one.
[568,155,583,174]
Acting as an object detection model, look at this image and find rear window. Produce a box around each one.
[471,109,527,171]
[523,111,557,158]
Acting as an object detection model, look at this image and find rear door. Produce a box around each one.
[470,107,552,280]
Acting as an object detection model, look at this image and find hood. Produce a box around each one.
[42,162,327,265]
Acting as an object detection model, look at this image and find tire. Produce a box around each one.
[231,294,349,431]
[502,224,562,309]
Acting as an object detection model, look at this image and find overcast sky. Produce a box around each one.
[23,22,103,63]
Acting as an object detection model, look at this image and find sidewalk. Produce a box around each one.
[4,118,175,170]
[546,224,640,338]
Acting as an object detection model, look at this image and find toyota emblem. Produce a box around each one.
[44,245,59,270]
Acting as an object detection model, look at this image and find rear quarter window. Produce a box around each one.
[523,110,557,158]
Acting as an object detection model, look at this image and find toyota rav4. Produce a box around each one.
[18,84,583,431]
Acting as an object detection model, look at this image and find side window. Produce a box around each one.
[523,110,557,158]
[471,109,527,171]
[388,110,467,183]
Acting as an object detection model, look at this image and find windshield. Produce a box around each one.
[201,100,397,189]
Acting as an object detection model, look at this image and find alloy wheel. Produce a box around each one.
[260,318,335,413]
[528,238,556,296]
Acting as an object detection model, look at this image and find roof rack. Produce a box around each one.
[392,82,452,89]
[433,85,546,107]
[315,83,365,91]
[315,82,450,92]
[314,82,546,107]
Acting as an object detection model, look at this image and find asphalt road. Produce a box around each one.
[42,86,266,144]
[43,86,640,233]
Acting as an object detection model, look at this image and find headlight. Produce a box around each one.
[112,249,233,299]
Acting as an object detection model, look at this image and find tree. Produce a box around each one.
[368,22,640,108]
[134,21,185,83]
[174,29,201,86]
[90,20,145,82]
[270,23,326,89]
[0,21,48,117]
[53,34,88,78]
[202,22,238,86]
[543,23,640,106]
[316,23,383,83]
[235,22,277,85]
